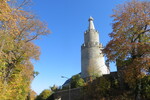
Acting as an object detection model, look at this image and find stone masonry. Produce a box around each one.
[81,17,110,79]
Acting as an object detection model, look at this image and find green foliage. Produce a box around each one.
[84,77,111,100]
[83,75,150,100]
[141,76,150,99]
[111,78,119,89]
[35,89,52,100]
[95,77,111,96]
[70,74,85,88]
[33,71,39,78]
[50,84,58,92]
[26,90,37,100]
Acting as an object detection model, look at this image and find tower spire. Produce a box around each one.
[88,16,95,30]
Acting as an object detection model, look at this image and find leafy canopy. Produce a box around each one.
[0,0,50,99]
[35,89,52,100]
[71,74,85,88]
[104,0,150,86]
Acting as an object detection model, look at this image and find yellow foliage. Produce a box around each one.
[0,0,50,99]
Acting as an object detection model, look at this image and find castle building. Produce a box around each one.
[81,17,110,79]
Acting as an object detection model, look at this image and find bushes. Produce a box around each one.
[84,77,111,100]
[83,75,150,100]
[35,89,52,100]
[141,76,150,99]
[71,74,85,88]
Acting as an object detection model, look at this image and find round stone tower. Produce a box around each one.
[81,17,110,79]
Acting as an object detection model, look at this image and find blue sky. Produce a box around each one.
[31,0,128,94]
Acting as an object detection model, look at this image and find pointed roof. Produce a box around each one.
[88,16,95,30]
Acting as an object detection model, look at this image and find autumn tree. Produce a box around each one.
[0,0,50,99]
[104,0,150,99]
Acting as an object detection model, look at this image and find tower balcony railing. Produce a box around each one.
[81,42,101,49]
[81,42,104,49]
